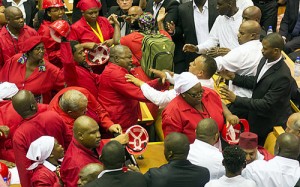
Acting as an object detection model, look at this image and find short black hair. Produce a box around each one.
[263,33,284,51]
[201,55,217,78]
[101,141,125,169]
[165,132,190,159]
[222,145,246,174]
[70,40,80,54]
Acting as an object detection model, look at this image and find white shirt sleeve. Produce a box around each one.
[166,72,178,85]
[214,48,242,72]
[196,16,220,54]
[140,83,177,108]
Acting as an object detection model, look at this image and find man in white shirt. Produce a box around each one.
[242,133,300,187]
[205,145,256,187]
[125,55,217,108]
[187,118,225,180]
[183,0,242,57]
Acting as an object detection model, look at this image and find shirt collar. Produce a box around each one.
[264,56,282,67]
[256,149,264,160]
[225,8,242,21]
[97,168,123,178]
[6,25,18,40]
[6,0,27,2]
[193,0,208,11]
[193,139,220,151]
[43,160,57,172]
[153,0,164,6]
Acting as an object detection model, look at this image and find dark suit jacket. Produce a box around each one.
[85,170,147,187]
[3,0,37,27]
[144,160,210,187]
[145,0,184,65]
[279,0,299,40]
[105,6,131,35]
[232,57,293,143]
[176,0,218,66]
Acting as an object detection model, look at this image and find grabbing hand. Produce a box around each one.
[218,70,235,80]
[219,85,236,102]
[102,39,114,47]
[82,42,98,50]
[113,133,129,144]
[127,164,140,172]
[108,124,122,134]
[108,14,120,26]
[149,68,167,84]
[0,125,9,138]
[226,115,239,126]
[125,74,145,87]
[183,44,198,53]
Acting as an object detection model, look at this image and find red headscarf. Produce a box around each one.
[21,36,43,53]
[77,0,102,11]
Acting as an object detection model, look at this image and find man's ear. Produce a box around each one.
[167,150,173,159]
[30,103,37,111]
[78,131,84,141]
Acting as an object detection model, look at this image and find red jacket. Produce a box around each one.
[48,86,114,132]
[162,87,224,143]
[31,164,61,187]
[0,102,47,163]
[38,20,63,68]
[0,53,65,103]
[120,30,171,66]
[0,25,38,69]
[60,42,100,97]
[258,146,275,161]
[68,16,114,43]
[98,62,167,131]
[60,138,108,187]
[13,110,71,187]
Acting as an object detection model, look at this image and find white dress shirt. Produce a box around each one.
[205,175,257,187]
[7,0,27,21]
[236,0,254,11]
[193,0,209,44]
[256,56,282,83]
[196,9,243,54]
[187,139,225,180]
[215,40,263,98]
[242,156,300,187]
[140,73,214,108]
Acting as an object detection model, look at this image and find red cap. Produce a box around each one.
[21,36,43,53]
[125,125,149,155]
[221,119,250,145]
[86,44,110,66]
[0,162,9,179]
[42,0,64,9]
[49,20,70,38]
[77,0,102,11]
[239,132,258,149]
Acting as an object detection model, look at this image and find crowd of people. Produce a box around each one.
[0,0,300,186]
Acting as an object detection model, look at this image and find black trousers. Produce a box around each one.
[254,0,278,32]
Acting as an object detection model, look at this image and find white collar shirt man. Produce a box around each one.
[256,56,282,83]
[205,175,256,187]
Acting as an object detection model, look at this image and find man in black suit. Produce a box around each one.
[219,33,293,146]
[2,0,37,27]
[143,132,210,187]
[144,0,185,73]
[279,0,300,53]
[173,0,218,73]
[85,141,147,187]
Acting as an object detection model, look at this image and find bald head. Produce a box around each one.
[238,20,261,44]
[101,141,125,169]
[4,6,24,30]
[78,163,103,187]
[59,89,88,119]
[196,118,219,145]
[109,45,132,71]
[164,132,190,161]
[12,90,37,119]
[109,45,129,61]
[4,6,21,20]
[286,113,300,137]
[242,6,262,23]
[275,133,300,159]
[128,6,143,17]
[73,115,97,136]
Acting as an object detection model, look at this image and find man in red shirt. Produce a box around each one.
[49,86,122,136]
[238,132,274,164]
[12,90,71,187]
[0,6,38,69]
[97,45,168,131]
[60,115,128,187]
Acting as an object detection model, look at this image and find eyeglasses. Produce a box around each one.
[186,90,204,98]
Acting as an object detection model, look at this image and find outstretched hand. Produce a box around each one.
[157,7,167,23]
[149,68,167,84]
[125,74,145,87]
[183,44,198,53]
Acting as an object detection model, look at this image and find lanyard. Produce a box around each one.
[88,21,104,43]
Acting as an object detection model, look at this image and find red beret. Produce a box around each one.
[77,0,102,11]
[21,36,43,53]
[238,132,258,149]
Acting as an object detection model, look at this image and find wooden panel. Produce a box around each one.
[138,102,154,123]
[134,142,167,174]
[282,51,300,87]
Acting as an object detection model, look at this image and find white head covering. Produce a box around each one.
[174,72,201,94]
[0,82,18,101]
[26,136,55,170]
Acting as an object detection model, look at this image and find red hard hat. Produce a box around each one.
[125,125,149,155]
[85,44,110,66]
[221,119,250,145]
[0,162,10,181]
[49,20,70,42]
[42,0,64,9]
